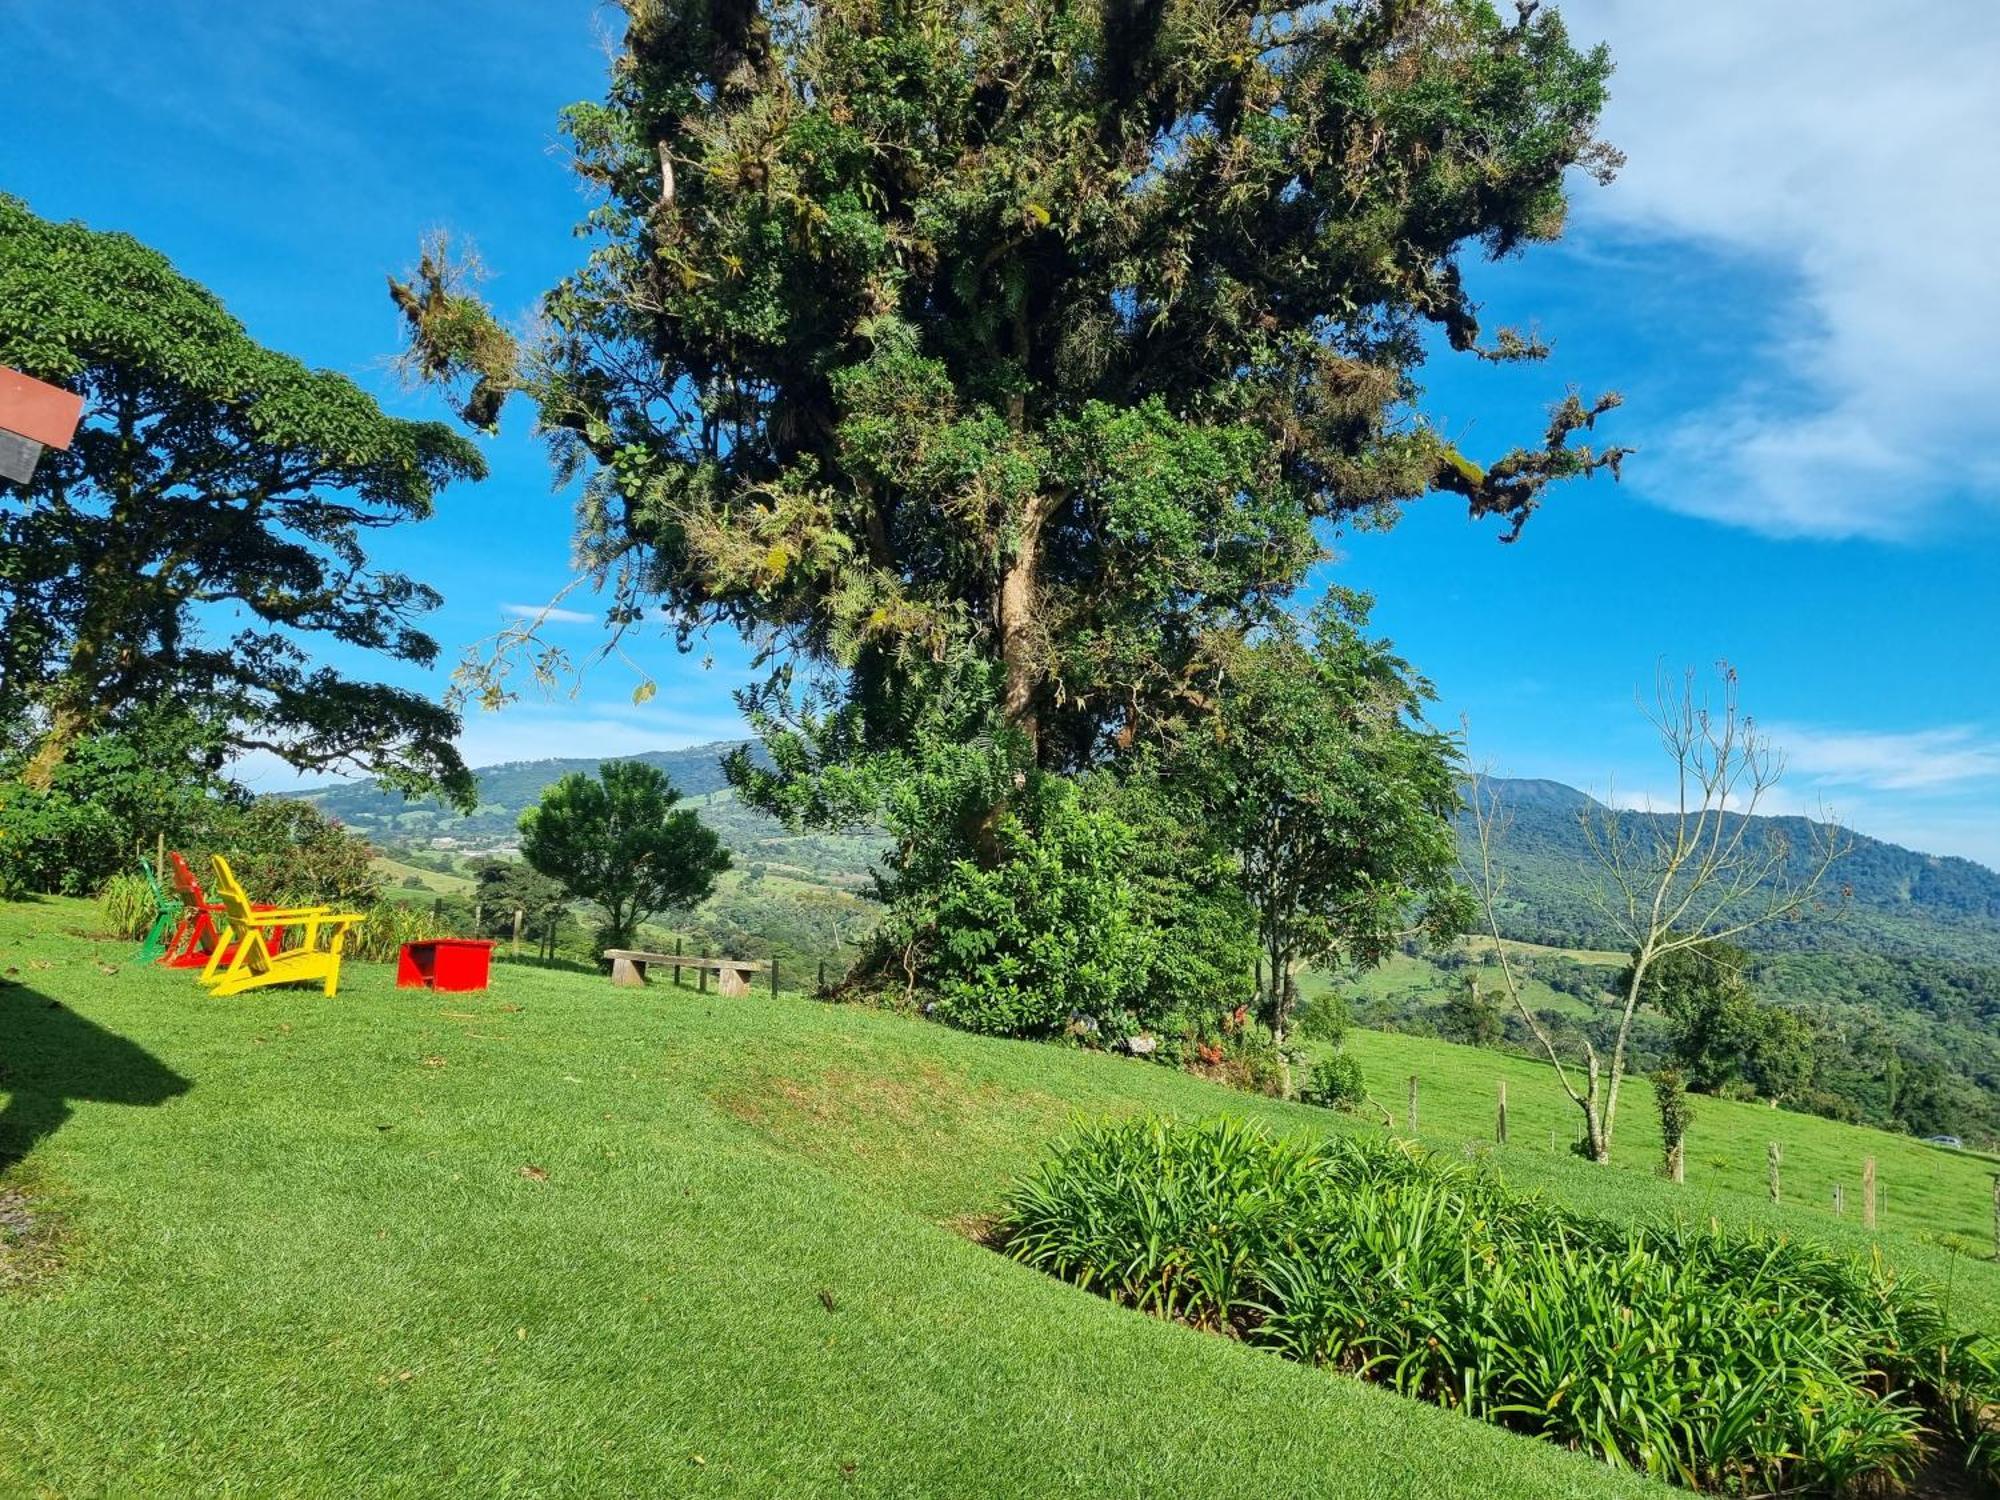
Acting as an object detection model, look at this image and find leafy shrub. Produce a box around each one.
[96,872,156,940]
[1298,1051,1366,1110]
[0,709,236,898]
[1293,990,1350,1046]
[1181,1024,1289,1097]
[1002,1116,2000,1496]
[1081,769,1257,1022]
[914,776,1148,1038]
[217,798,380,908]
[829,719,1252,1041]
[0,779,115,898]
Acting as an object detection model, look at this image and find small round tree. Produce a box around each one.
[518,761,730,952]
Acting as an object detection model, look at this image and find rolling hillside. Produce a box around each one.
[6,895,1999,1495]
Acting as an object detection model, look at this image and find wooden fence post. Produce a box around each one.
[1863,1157,1877,1229]
[1495,1080,1508,1145]
[675,936,684,988]
[698,960,708,995]
[1406,1075,1419,1136]
[1767,1142,1782,1204]
[770,957,779,998]
[1834,1183,1845,1216]
[511,908,523,959]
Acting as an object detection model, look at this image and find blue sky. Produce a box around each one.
[5,2,1998,864]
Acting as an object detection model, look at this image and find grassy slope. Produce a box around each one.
[370,854,474,898]
[0,898,1640,1500]
[5,900,1999,1496]
[1306,952,1600,1021]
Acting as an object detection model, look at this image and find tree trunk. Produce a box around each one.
[1582,1053,1610,1162]
[19,697,92,790]
[997,514,1042,759]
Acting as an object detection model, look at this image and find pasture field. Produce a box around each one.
[1330,1029,2000,1258]
[4,896,1996,1496]
[370,854,475,899]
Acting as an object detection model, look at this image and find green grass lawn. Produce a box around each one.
[3,897,1996,1497]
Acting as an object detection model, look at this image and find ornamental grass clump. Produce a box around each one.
[1000,1117,2000,1495]
[347,899,461,966]
[96,872,155,941]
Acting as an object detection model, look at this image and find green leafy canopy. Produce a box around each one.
[0,193,484,806]
[518,760,731,950]
[395,0,1624,786]
[391,0,1624,1002]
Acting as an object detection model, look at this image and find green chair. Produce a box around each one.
[136,857,184,964]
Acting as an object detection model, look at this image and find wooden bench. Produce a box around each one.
[604,949,771,997]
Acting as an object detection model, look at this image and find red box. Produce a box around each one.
[397,938,496,992]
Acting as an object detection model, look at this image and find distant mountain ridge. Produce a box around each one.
[1478,778,2000,966]
[299,746,2000,964]
[299,741,761,840]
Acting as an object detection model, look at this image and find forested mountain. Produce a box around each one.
[301,742,758,841]
[1475,779,2000,966]
[304,751,2000,961]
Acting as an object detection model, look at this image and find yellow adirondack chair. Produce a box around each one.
[200,855,365,998]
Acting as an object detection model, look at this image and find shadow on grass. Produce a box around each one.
[0,983,190,1170]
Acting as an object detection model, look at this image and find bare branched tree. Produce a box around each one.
[1463,664,1849,1162]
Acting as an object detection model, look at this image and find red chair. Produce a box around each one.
[160,850,287,968]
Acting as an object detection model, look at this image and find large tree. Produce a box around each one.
[396,1,1620,731]
[0,195,482,803]
[393,0,1623,980]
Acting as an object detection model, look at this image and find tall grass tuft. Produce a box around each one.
[346,899,462,965]
[96,872,155,940]
[1001,1116,2000,1495]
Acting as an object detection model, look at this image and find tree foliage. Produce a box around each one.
[391,0,1624,997]
[0,707,238,898]
[519,760,730,951]
[218,798,383,909]
[1196,594,1467,1053]
[1627,936,1821,1104]
[0,194,483,804]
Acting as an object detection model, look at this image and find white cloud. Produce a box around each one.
[1579,1,2000,538]
[1766,723,2000,793]
[501,602,598,626]
[1571,723,2000,869]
